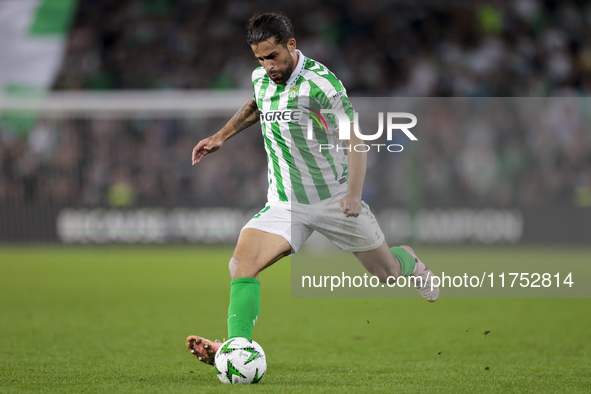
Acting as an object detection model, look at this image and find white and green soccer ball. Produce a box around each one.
[214,337,266,384]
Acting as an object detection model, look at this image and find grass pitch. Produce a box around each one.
[0,245,590,393]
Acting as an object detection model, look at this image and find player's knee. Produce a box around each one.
[228,255,241,278]
[228,254,259,280]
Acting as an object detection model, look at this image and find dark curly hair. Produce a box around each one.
[246,13,294,47]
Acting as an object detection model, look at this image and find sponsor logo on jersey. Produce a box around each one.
[332,90,346,99]
[260,110,303,123]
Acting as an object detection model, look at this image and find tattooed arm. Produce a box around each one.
[230,98,261,134]
[192,98,261,165]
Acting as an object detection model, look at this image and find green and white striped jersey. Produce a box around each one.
[252,49,355,205]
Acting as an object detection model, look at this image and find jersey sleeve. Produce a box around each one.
[329,88,354,123]
[307,74,355,132]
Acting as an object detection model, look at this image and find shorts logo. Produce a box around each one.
[253,206,270,218]
[362,202,375,219]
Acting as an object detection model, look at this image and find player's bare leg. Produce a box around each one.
[188,228,291,365]
[228,228,291,280]
[355,240,439,302]
[354,241,401,282]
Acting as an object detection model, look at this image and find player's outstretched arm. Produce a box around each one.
[340,123,366,217]
[192,98,260,165]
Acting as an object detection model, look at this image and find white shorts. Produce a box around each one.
[242,194,385,254]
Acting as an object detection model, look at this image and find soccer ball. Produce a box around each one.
[214,337,266,384]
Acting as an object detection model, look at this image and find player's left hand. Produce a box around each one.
[339,194,362,217]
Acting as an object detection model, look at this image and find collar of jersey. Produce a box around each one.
[282,49,305,87]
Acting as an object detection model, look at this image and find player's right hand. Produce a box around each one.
[192,135,223,165]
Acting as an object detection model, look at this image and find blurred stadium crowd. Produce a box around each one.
[1,0,591,209]
[1,97,590,209]
[53,0,591,95]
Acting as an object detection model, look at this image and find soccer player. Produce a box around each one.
[187,12,439,365]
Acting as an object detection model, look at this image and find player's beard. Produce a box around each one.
[270,53,295,85]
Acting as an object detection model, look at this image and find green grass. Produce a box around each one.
[0,245,590,393]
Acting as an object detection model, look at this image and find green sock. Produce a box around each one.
[390,247,416,276]
[227,277,260,340]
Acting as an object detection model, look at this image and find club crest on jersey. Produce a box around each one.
[258,89,266,98]
[289,86,299,98]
